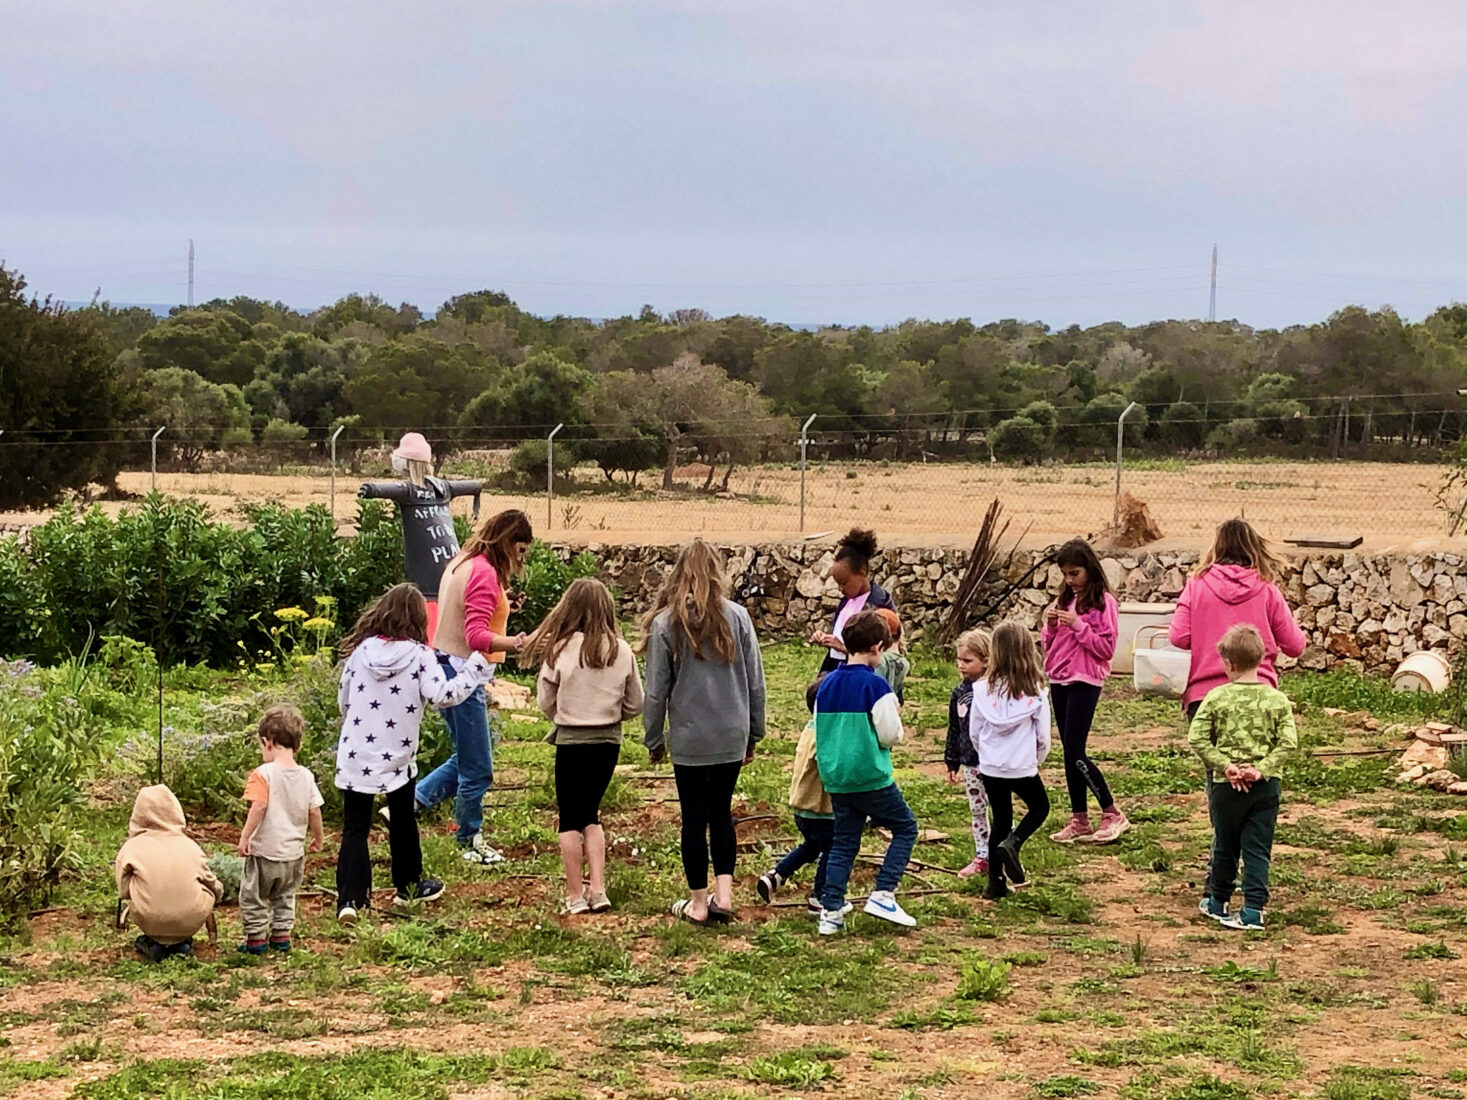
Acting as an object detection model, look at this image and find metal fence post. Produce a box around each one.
[1113,402,1139,526]
[329,424,345,521]
[150,426,166,492]
[799,413,817,533]
[547,423,564,531]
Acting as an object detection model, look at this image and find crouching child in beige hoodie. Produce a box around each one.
[115,785,223,962]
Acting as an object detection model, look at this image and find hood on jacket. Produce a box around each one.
[972,685,1047,732]
[128,785,187,837]
[1199,563,1267,606]
[355,636,424,680]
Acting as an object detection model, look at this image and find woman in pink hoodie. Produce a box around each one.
[1042,539,1128,845]
[1169,519,1307,719]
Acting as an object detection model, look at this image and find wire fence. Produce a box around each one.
[1,435,1454,548]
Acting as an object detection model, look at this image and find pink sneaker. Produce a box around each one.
[1087,810,1131,844]
[957,857,989,879]
[1050,815,1094,844]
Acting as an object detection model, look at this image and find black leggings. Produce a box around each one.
[337,779,423,910]
[981,774,1051,870]
[673,761,742,890]
[1051,682,1113,814]
[555,742,621,833]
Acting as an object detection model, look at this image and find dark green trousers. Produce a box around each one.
[1207,777,1280,911]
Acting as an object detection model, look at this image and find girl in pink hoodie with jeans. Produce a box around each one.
[1042,540,1129,845]
[1169,519,1307,720]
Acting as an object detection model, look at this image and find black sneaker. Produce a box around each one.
[756,871,780,904]
[996,837,1029,889]
[396,878,446,907]
[982,879,1011,901]
[134,935,165,963]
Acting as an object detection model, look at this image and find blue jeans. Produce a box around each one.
[820,783,918,913]
[775,815,836,897]
[414,656,494,845]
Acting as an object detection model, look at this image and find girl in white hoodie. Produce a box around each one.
[969,621,1053,901]
[334,584,493,924]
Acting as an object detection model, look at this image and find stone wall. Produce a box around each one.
[564,541,1467,675]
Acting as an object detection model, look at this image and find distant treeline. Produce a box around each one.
[4,264,1467,507]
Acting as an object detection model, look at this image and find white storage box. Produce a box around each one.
[1132,625,1189,699]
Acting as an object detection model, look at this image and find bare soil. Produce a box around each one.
[1,460,1456,550]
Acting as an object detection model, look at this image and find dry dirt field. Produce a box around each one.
[0,459,1453,550]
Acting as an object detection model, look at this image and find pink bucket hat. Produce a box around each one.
[392,432,433,464]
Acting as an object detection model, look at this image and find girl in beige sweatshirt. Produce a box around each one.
[524,579,644,915]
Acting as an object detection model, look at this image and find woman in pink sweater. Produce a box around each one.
[1169,519,1307,718]
[1042,539,1128,845]
[418,510,533,864]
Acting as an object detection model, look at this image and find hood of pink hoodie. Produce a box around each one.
[1199,563,1268,606]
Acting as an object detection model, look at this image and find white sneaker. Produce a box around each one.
[863,890,917,928]
[461,834,505,865]
[337,905,358,927]
[818,909,846,935]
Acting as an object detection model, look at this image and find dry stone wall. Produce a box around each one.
[562,541,1467,675]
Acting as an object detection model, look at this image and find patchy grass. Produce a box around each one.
[5,650,1467,1098]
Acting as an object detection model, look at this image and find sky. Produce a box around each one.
[4,0,1467,329]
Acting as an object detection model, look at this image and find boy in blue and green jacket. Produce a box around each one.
[813,610,919,935]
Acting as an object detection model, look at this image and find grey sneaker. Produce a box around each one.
[461,834,506,865]
[587,890,612,913]
[563,895,591,915]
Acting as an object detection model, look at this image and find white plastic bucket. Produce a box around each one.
[1391,650,1452,694]
[1114,601,1177,676]
[1132,624,1189,699]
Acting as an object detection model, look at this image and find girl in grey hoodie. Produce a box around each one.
[641,539,766,925]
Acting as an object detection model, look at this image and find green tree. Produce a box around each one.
[343,335,496,457]
[136,367,252,468]
[458,350,593,440]
[311,294,422,340]
[0,267,141,508]
[988,416,1046,463]
[134,309,268,387]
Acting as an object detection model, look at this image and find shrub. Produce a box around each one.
[0,658,106,914]
[989,416,1047,464]
[507,542,601,640]
[3,498,582,667]
[1019,400,1059,437]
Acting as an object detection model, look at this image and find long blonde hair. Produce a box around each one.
[985,621,1047,700]
[521,578,622,670]
[1197,517,1284,585]
[638,538,735,664]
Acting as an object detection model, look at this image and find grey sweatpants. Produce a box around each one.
[240,855,305,939]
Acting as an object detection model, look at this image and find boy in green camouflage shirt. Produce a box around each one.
[1187,623,1297,931]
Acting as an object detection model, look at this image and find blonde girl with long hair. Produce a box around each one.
[945,628,992,878]
[523,579,644,915]
[417,509,534,865]
[968,622,1052,901]
[1169,518,1306,718]
[640,539,767,926]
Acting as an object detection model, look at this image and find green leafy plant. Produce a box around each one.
[955,955,1012,1002]
[0,656,106,914]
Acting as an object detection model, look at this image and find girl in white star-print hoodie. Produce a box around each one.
[333,583,493,923]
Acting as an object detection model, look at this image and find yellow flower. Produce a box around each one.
[303,617,335,632]
[314,595,337,609]
[274,607,308,622]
